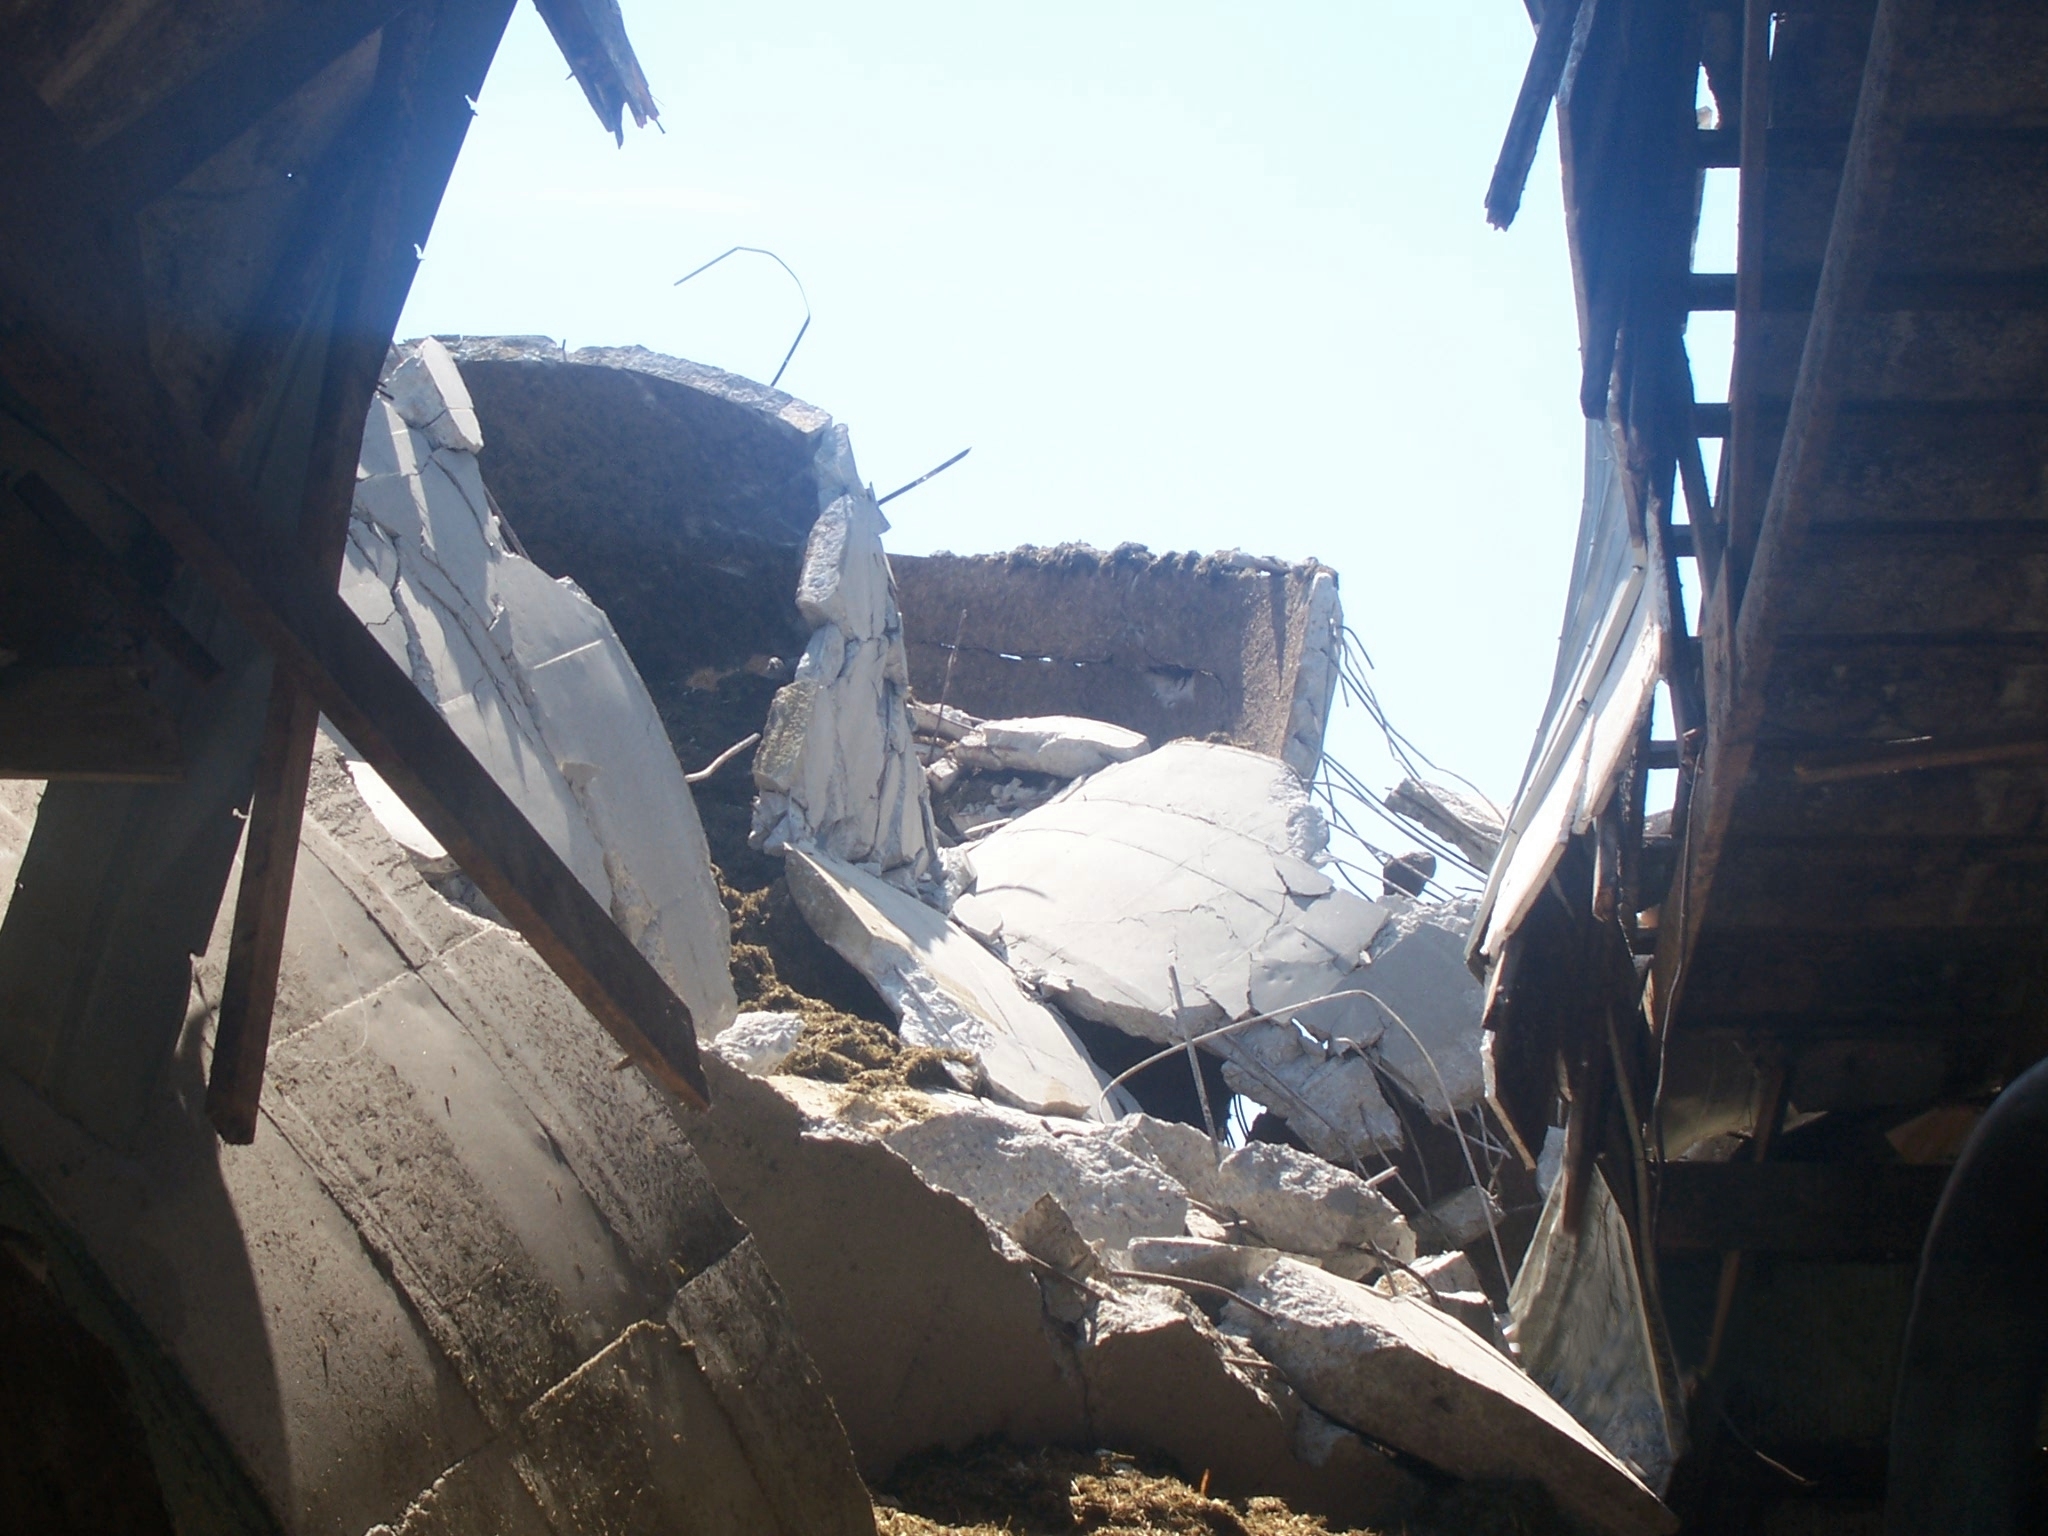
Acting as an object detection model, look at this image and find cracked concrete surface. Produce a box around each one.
[785,848,1128,1120]
[952,741,1416,1165]
[943,740,1489,1166]
[750,429,940,889]
[0,751,869,1536]
[339,339,736,1040]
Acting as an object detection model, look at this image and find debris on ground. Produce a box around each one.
[393,339,1670,1534]
[872,1443,1380,1536]
[871,1441,1589,1536]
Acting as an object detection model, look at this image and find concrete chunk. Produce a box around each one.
[952,715,1151,778]
[786,849,1124,1119]
[1227,1258,1676,1536]
[708,1011,806,1076]
[1208,1142,1416,1266]
[383,337,485,454]
[679,1065,1422,1526]
[1385,777,1506,871]
[753,427,937,883]
[953,741,1410,1163]
[881,1097,1189,1256]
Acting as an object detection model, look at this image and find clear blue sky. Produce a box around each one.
[398,2,1591,879]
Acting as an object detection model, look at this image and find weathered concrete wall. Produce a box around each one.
[891,545,1342,777]
[441,338,828,777]
[0,760,872,1536]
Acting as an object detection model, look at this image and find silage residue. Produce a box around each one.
[719,870,969,1093]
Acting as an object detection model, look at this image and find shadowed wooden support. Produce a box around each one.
[208,686,322,1141]
[0,7,708,1118]
[207,14,448,1144]
[0,310,711,1110]
[207,0,619,1139]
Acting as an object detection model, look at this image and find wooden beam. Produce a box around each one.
[1794,732,2048,784]
[1486,0,1592,229]
[1645,0,1935,1040]
[1658,1161,1949,1258]
[11,473,220,684]
[1694,127,1739,168]
[0,317,710,1109]
[207,0,537,1142]
[1688,272,1738,311]
[0,43,708,1108]
[1722,0,1776,588]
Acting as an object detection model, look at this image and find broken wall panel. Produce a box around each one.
[892,546,1343,778]
[341,340,738,1040]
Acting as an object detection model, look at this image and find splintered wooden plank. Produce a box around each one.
[0,665,180,781]
[1657,1162,1950,1258]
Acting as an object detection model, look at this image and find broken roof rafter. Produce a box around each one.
[532,0,660,143]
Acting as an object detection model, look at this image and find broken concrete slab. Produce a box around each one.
[1125,1234,1287,1293]
[438,339,828,786]
[0,745,869,1536]
[1356,895,1488,1119]
[383,338,484,454]
[342,341,737,1039]
[951,742,1492,1162]
[1226,1256,1676,1536]
[880,1096,1190,1256]
[752,429,940,885]
[1077,1280,1417,1526]
[891,545,1344,778]
[909,700,981,741]
[1204,1141,1417,1268]
[1385,777,1507,872]
[1420,1183,1504,1253]
[679,1064,1092,1471]
[952,741,1413,1163]
[786,848,1124,1120]
[951,715,1151,779]
[954,741,1382,1037]
[679,1062,1422,1527]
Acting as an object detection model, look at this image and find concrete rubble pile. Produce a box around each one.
[31,339,1672,1533]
